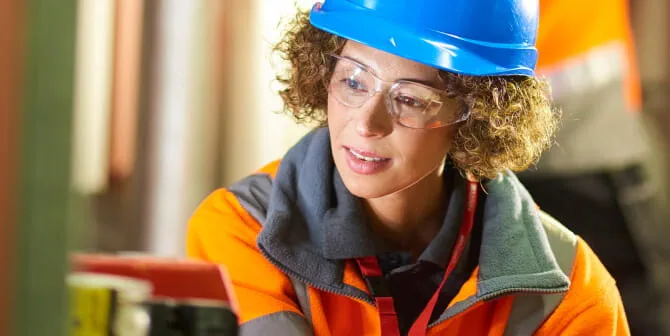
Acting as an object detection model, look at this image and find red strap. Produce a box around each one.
[356,256,384,277]
[356,180,479,336]
[356,256,401,336]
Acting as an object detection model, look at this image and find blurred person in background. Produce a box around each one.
[187,0,631,334]
[518,0,669,334]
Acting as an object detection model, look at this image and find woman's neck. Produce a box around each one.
[364,164,451,257]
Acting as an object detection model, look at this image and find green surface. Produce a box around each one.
[16,0,80,335]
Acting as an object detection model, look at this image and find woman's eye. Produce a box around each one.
[395,95,426,108]
[343,78,366,92]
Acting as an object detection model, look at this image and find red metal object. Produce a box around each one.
[71,254,239,314]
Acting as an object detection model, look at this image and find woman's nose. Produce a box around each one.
[354,94,393,138]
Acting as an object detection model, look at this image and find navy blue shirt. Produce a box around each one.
[376,190,485,335]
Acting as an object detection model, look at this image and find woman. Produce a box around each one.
[187,0,630,335]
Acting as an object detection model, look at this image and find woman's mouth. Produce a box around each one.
[344,146,392,175]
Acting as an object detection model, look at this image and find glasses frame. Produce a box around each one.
[326,54,470,129]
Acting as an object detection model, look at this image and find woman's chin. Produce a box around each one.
[339,172,399,200]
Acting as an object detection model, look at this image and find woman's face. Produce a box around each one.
[328,41,460,199]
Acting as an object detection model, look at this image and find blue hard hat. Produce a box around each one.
[309,0,539,76]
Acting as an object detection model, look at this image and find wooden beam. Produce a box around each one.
[0,0,23,334]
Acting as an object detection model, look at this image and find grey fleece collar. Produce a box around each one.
[257,128,569,300]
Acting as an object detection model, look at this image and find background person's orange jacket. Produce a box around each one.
[530,0,648,174]
[537,0,639,110]
[187,129,630,335]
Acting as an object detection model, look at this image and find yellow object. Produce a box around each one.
[69,286,114,336]
[67,273,151,336]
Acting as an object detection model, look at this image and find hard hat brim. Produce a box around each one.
[309,3,536,77]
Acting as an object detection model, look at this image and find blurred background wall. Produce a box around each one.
[89,0,314,256]
[2,1,669,335]
[631,0,670,325]
[634,0,670,198]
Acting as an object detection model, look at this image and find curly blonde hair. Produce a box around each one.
[273,11,559,180]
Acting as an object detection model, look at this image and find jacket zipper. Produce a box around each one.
[429,287,568,328]
[261,247,568,324]
[259,248,376,306]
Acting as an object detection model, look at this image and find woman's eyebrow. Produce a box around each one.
[337,54,379,76]
[395,77,443,89]
[338,54,443,88]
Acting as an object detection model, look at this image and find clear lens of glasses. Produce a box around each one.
[327,55,469,129]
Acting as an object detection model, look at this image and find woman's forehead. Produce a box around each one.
[339,40,442,85]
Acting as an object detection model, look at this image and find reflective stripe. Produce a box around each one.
[538,212,579,275]
[229,173,316,331]
[228,173,273,224]
[239,311,312,336]
[291,278,314,330]
[503,212,578,336]
[517,77,648,175]
[539,42,626,100]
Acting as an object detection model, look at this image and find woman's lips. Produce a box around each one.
[343,146,392,175]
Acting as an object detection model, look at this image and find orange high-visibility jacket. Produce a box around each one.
[536,0,640,110]
[187,129,629,335]
[527,0,647,174]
